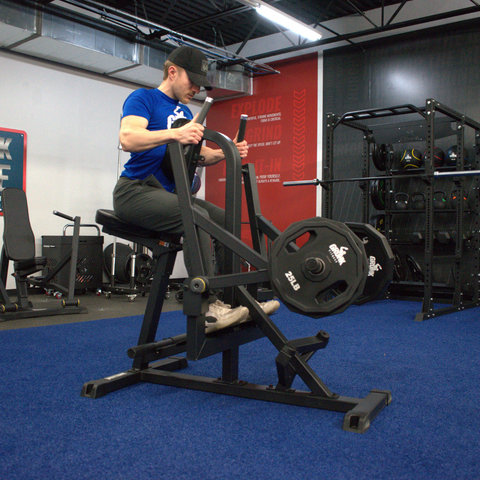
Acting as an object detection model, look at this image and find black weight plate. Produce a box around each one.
[268,217,368,318]
[329,222,370,313]
[372,143,392,171]
[346,222,395,304]
[391,248,406,281]
[406,254,424,282]
[370,179,386,210]
[126,252,154,285]
[372,144,386,171]
[369,214,385,233]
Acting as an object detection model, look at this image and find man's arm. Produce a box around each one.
[119,114,204,153]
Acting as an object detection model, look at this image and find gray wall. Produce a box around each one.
[323,18,480,223]
[0,51,201,285]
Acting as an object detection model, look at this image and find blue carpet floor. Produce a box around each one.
[1,299,479,479]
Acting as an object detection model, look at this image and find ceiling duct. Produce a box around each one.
[0,0,253,100]
[208,63,252,101]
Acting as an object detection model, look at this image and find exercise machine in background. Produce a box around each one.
[0,187,87,321]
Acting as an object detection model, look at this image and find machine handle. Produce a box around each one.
[53,210,74,222]
[194,97,213,125]
[63,224,101,236]
[283,179,321,186]
[237,114,248,142]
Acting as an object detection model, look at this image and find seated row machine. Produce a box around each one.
[81,107,391,433]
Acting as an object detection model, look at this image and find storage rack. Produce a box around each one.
[324,99,480,321]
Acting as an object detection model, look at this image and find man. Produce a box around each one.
[113,46,278,332]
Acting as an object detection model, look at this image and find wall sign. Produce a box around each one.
[0,128,27,214]
[205,53,318,245]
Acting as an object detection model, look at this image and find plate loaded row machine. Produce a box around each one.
[81,98,394,433]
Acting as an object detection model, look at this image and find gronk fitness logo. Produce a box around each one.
[368,256,382,277]
[328,244,348,265]
[167,106,188,129]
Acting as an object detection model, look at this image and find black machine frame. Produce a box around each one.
[81,113,391,433]
[323,99,480,321]
[0,196,87,321]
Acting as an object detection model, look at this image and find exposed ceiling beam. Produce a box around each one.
[230,4,480,63]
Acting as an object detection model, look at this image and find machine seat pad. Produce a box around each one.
[95,209,181,245]
[14,256,47,274]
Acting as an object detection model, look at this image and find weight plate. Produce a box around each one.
[391,248,406,281]
[406,254,424,282]
[372,143,392,171]
[369,214,385,233]
[268,217,368,318]
[126,252,154,285]
[372,144,386,171]
[103,243,134,284]
[345,222,394,304]
[370,179,386,210]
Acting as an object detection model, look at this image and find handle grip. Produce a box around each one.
[283,179,321,187]
[53,210,74,221]
[194,97,213,125]
[237,114,248,142]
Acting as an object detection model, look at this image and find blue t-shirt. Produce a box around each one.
[120,88,193,192]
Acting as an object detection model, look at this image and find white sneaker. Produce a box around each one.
[205,300,249,333]
[259,299,280,316]
[242,299,281,322]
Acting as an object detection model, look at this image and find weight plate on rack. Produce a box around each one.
[370,179,386,210]
[369,214,385,233]
[372,143,392,171]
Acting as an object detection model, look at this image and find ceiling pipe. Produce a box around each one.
[52,0,278,74]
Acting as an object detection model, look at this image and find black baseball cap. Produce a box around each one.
[168,46,213,90]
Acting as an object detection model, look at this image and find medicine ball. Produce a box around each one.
[444,145,469,166]
[400,148,423,170]
[422,146,445,168]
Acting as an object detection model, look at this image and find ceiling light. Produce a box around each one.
[253,2,322,41]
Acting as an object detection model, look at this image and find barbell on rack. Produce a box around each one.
[283,168,480,188]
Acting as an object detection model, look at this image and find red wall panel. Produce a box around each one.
[205,53,318,243]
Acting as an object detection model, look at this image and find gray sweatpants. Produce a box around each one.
[113,175,225,277]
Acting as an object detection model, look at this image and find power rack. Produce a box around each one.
[324,99,480,321]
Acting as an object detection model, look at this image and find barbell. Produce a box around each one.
[283,168,480,188]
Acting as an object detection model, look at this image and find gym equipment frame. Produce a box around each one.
[81,106,391,433]
[316,98,480,321]
[0,188,87,321]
